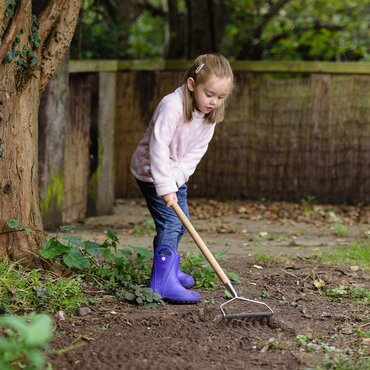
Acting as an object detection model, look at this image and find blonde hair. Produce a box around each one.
[182,54,234,124]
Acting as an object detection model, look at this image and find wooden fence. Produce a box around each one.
[39,60,370,227]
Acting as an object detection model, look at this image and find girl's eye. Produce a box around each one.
[206,94,212,98]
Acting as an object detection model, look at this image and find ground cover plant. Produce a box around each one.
[1,220,227,368]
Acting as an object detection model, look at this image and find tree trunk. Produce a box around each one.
[185,0,228,58]
[166,0,186,58]
[0,0,82,262]
[0,63,43,262]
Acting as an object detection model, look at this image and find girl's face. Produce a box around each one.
[187,76,232,115]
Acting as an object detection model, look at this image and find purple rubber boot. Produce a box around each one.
[178,264,195,289]
[149,244,200,304]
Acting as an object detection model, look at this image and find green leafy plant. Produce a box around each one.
[296,333,338,353]
[115,286,162,308]
[29,15,41,49]
[6,219,33,234]
[39,227,241,307]
[300,195,316,215]
[17,47,38,70]
[4,15,39,69]
[39,225,114,270]
[316,354,370,370]
[180,252,217,291]
[356,328,370,338]
[38,228,162,307]
[0,313,52,370]
[5,0,17,16]
[180,251,239,291]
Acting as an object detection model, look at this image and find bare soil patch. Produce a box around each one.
[50,200,370,369]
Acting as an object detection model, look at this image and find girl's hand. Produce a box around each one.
[162,192,177,207]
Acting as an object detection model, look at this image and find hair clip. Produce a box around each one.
[195,63,205,74]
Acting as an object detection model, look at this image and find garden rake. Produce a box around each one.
[172,203,274,322]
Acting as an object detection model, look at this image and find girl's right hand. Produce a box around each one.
[162,192,177,207]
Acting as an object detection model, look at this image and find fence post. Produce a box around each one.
[87,72,116,216]
[39,54,69,230]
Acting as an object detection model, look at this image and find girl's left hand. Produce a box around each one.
[162,192,177,207]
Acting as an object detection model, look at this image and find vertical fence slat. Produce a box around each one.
[87,72,116,216]
[63,74,93,223]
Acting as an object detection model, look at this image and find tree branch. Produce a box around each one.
[39,0,82,92]
[267,22,345,45]
[0,0,30,63]
[38,0,68,42]
[252,0,291,39]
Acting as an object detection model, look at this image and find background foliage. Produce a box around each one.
[71,0,370,61]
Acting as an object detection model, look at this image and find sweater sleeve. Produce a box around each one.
[149,104,180,197]
[172,124,216,188]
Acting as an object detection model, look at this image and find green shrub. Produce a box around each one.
[0,313,52,370]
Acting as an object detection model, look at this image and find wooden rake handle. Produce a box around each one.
[172,202,230,285]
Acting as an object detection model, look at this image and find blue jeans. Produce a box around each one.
[136,180,189,251]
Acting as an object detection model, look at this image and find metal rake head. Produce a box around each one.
[220,295,274,322]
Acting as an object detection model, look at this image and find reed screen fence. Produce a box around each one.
[111,69,370,204]
[61,61,370,206]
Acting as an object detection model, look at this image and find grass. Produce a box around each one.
[296,333,370,370]
[315,355,370,370]
[250,252,290,265]
[132,219,155,236]
[0,261,85,368]
[250,241,369,269]
[317,242,370,269]
[0,260,86,314]
[323,286,370,305]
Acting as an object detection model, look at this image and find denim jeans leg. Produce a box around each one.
[136,180,189,251]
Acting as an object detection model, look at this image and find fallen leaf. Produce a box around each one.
[313,278,326,289]
[237,206,247,213]
[253,265,263,270]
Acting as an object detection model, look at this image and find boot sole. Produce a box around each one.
[163,298,200,304]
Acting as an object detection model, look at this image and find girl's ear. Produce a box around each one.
[186,77,195,92]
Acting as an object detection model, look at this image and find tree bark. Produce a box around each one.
[166,0,186,59]
[185,0,228,58]
[0,0,82,262]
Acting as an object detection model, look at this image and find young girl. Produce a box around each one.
[131,54,234,303]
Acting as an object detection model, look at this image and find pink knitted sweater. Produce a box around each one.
[130,86,216,196]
